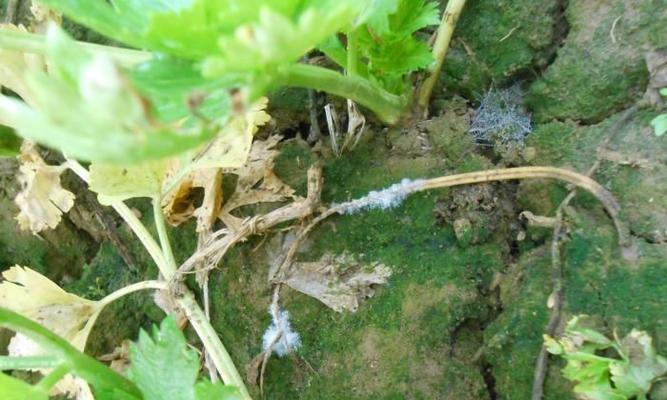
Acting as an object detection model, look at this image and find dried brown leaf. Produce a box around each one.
[15,142,75,234]
[98,340,132,374]
[219,135,297,231]
[280,252,392,312]
[162,98,270,232]
[163,167,223,233]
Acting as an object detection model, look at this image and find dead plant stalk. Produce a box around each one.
[418,0,468,111]
[274,166,627,282]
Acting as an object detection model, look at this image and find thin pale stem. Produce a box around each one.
[153,197,177,275]
[36,363,70,392]
[178,292,251,399]
[418,0,467,110]
[66,160,167,271]
[98,280,167,309]
[66,160,250,398]
[277,166,628,281]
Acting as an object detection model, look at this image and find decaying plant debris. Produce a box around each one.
[1,0,666,399]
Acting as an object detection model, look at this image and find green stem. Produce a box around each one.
[0,28,150,67]
[0,356,60,370]
[153,198,178,273]
[277,64,407,124]
[0,308,141,398]
[66,160,167,272]
[36,363,70,392]
[346,30,359,77]
[66,160,250,398]
[112,204,172,274]
[178,292,250,399]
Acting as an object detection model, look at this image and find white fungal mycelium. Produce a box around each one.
[338,178,425,214]
[262,303,301,357]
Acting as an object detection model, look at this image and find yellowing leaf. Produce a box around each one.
[15,142,75,233]
[279,252,392,312]
[162,98,271,232]
[89,159,169,205]
[0,266,102,350]
[190,97,270,171]
[0,266,101,400]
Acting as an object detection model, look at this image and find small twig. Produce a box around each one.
[610,16,622,44]
[531,191,574,400]
[306,89,322,144]
[498,25,520,43]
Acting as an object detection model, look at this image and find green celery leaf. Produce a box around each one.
[356,0,439,94]
[0,26,223,164]
[548,316,667,400]
[144,0,307,60]
[202,1,363,82]
[650,114,667,137]
[0,371,49,400]
[37,0,147,49]
[131,56,236,124]
[128,316,240,400]
[42,0,334,61]
[356,0,400,33]
[610,330,667,398]
[128,316,200,400]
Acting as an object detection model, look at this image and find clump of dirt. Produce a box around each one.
[433,184,504,247]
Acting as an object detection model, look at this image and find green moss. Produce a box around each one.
[439,0,560,97]
[67,242,164,356]
[205,138,511,399]
[523,109,667,242]
[483,248,558,399]
[0,170,96,279]
[274,140,316,197]
[527,0,667,122]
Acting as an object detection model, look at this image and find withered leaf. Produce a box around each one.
[162,98,270,232]
[0,266,102,400]
[280,252,392,313]
[15,142,75,234]
[219,135,297,231]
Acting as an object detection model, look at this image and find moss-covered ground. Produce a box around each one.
[1,0,667,399]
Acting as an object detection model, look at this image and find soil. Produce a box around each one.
[2,0,667,399]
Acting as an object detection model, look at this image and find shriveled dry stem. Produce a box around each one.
[274,166,628,282]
